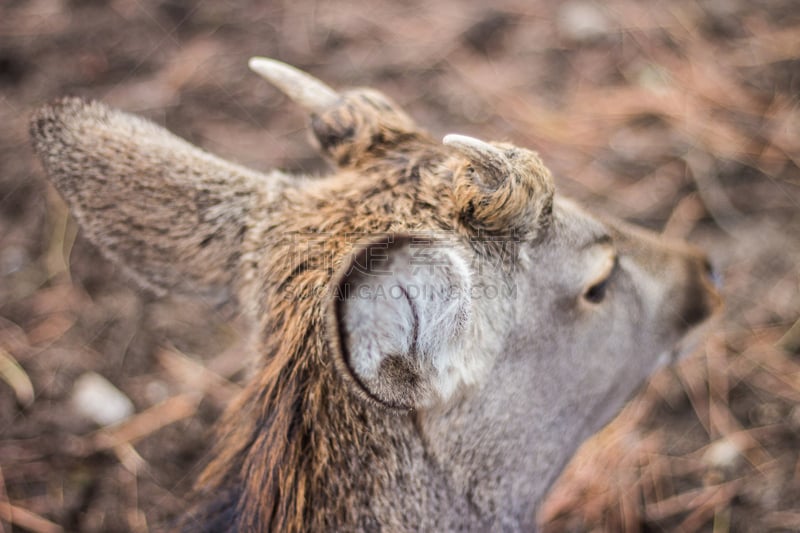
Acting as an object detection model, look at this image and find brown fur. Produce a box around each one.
[29,64,721,532]
[188,125,480,531]
[451,141,554,239]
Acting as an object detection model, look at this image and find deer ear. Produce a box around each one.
[30,97,288,298]
[327,235,473,410]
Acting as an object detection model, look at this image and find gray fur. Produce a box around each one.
[29,60,721,532]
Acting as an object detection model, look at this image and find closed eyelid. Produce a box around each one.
[581,234,613,251]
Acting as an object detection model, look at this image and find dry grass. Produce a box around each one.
[0,0,797,531]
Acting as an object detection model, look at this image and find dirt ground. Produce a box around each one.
[0,0,798,531]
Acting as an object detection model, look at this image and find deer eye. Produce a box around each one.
[583,255,618,304]
[584,277,609,303]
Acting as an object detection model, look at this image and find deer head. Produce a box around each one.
[30,58,721,531]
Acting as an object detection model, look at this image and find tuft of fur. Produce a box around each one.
[450,142,555,239]
[30,67,721,532]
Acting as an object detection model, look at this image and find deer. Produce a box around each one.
[29,57,721,532]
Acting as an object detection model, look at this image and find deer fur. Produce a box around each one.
[29,58,721,532]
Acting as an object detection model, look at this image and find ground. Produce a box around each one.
[0,0,798,531]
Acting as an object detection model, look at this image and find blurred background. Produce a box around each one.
[0,0,798,531]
